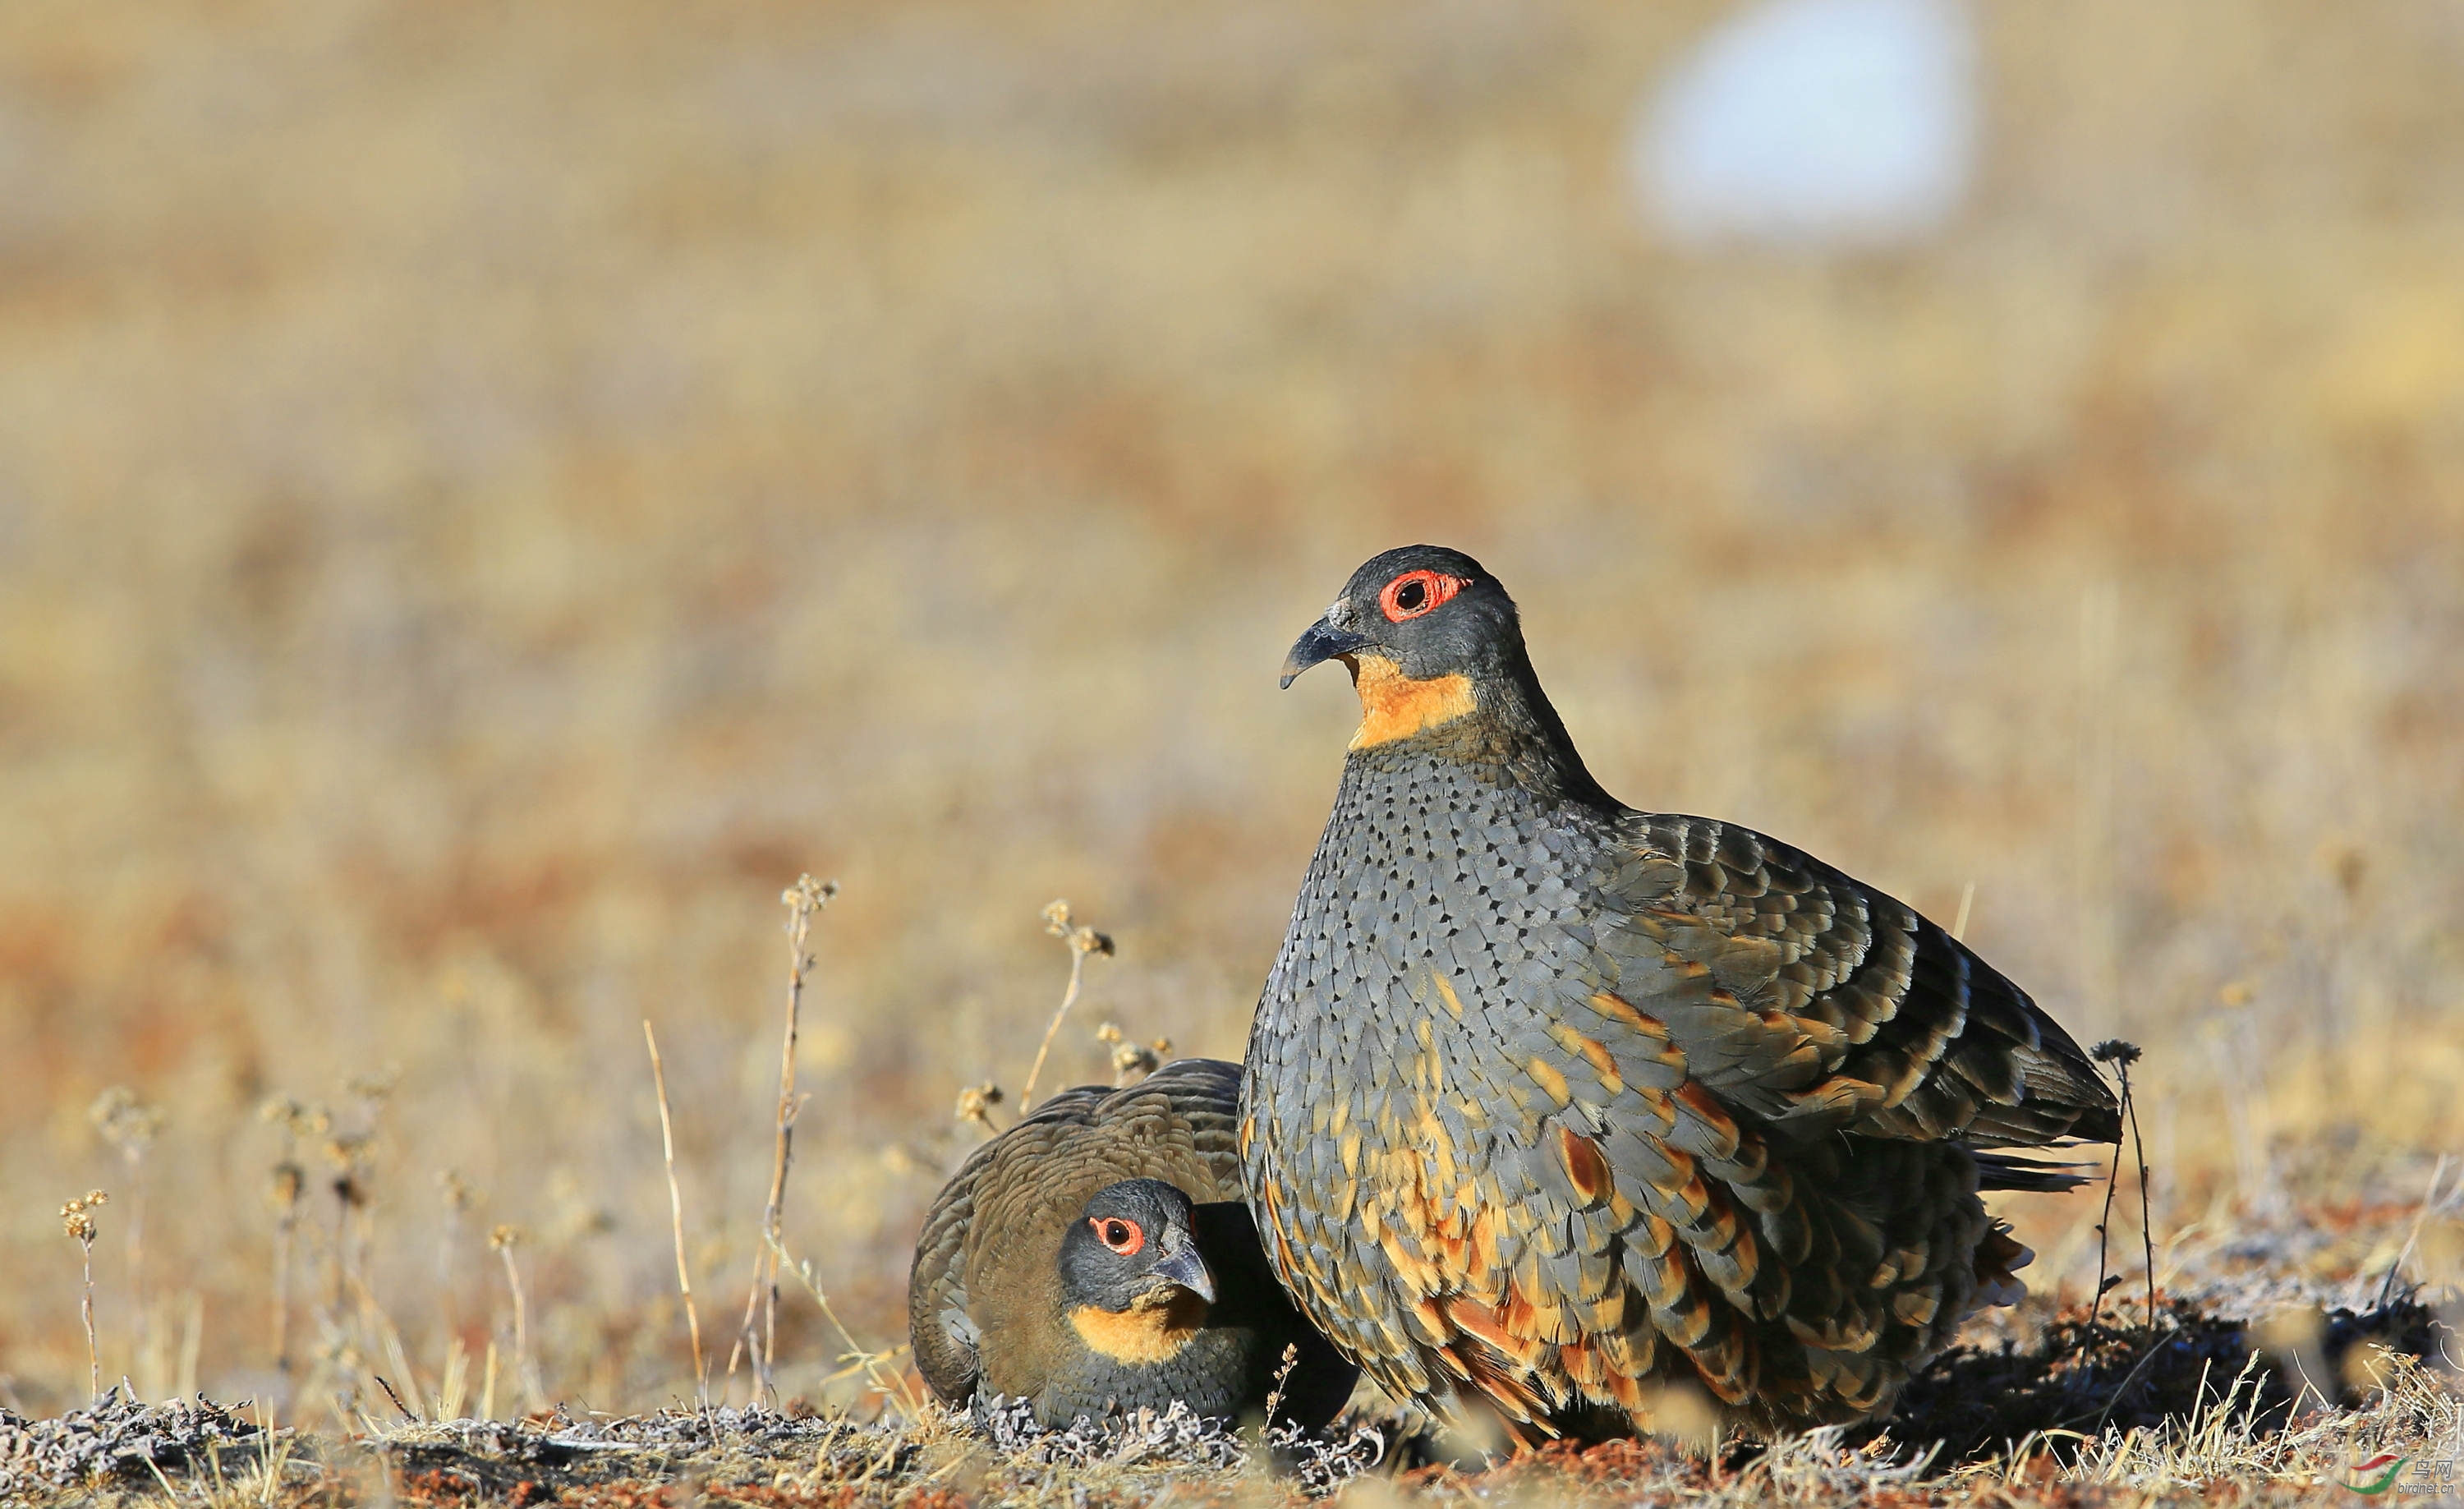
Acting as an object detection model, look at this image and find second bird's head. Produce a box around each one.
[1281,545,1527,744]
[1058,1178,1216,1322]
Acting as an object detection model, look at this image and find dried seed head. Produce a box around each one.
[488,1224,522,1253]
[439,1169,474,1212]
[269,1162,304,1208]
[1040,900,1112,955]
[2090,1038,2144,1068]
[1095,1022,1124,1045]
[268,1099,333,1139]
[781,874,841,909]
[323,1135,371,1208]
[90,1087,167,1155]
[1110,1042,1161,1085]
[954,1082,1004,1129]
[60,1191,108,1244]
[323,1132,370,1173]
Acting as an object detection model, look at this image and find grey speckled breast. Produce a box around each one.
[1242,743,1618,1370]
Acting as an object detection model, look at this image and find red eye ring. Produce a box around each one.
[1092,1217,1144,1256]
[1380,569,1467,623]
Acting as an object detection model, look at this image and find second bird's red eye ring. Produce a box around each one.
[1380,569,1467,623]
[1093,1217,1144,1256]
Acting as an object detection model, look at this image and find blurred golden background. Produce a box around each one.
[1,0,2458,1420]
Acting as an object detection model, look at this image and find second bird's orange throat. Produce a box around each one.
[1067,1290,1210,1364]
[1346,655,1477,749]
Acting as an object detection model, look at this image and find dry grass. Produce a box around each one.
[0,0,2460,1502]
[4,1303,2459,1507]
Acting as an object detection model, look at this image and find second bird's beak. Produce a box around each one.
[1149,1243,1216,1305]
[1280,618,1372,688]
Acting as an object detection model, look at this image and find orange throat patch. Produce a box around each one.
[1066,1291,1210,1365]
[1347,656,1476,749]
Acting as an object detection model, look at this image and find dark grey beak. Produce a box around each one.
[1280,619,1372,688]
[1148,1243,1216,1305]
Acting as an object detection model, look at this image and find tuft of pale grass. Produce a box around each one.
[2057,1346,2463,1496]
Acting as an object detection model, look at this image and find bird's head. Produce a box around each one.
[1057,1178,1216,1332]
[1280,545,1527,748]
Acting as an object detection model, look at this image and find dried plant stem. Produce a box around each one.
[1020,947,1088,1111]
[729,876,834,1405]
[436,1171,471,1346]
[766,1233,920,1417]
[1262,1342,1300,1431]
[2090,1130,2124,1338]
[80,1238,100,1401]
[324,1189,348,1343]
[494,1239,538,1415]
[2122,1057,2156,1333]
[2377,1154,2450,1310]
[644,1019,708,1405]
[269,1212,294,1377]
[62,1191,108,1402]
[2087,1039,2146,1343]
[261,1109,307,1402]
[1021,902,1112,1110]
[348,1267,427,1419]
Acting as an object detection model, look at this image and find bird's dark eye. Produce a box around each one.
[1379,569,1466,623]
[1093,1217,1144,1256]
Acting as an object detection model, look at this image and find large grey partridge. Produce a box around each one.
[1240,545,2118,1442]
[910,1058,1356,1430]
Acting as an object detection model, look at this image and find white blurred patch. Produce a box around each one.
[1632,0,1979,249]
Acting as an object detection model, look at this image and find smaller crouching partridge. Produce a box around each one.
[910,1059,1356,1430]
